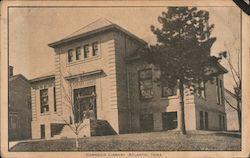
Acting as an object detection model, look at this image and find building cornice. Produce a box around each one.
[29,74,55,84]
[48,25,147,49]
[65,69,103,80]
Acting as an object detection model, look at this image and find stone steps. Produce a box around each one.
[53,119,116,139]
[53,119,91,139]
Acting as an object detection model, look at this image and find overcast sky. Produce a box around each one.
[9,6,241,90]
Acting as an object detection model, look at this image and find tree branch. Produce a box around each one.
[224,97,239,111]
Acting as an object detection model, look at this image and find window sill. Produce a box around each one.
[40,112,50,116]
[66,55,101,67]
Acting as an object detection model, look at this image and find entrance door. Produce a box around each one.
[74,86,96,123]
[140,113,154,132]
[162,112,178,130]
[40,124,45,139]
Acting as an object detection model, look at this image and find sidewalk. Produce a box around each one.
[188,130,241,138]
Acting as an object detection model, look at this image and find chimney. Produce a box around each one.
[8,66,13,77]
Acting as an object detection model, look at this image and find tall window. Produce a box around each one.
[205,112,208,129]
[73,86,96,123]
[53,87,57,112]
[92,42,98,56]
[84,44,90,58]
[138,69,153,100]
[216,77,223,104]
[200,111,209,130]
[75,47,81,60]
[222,115,225,130]
[200,111,204,129]
[40,89,49,113]
[68,50,73,62]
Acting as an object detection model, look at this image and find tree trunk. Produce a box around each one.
[75,134,79,150]
[236,98,241,132]
[179,79,187,135]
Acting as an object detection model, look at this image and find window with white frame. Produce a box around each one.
[84,44,90,58]
[68,49,74,62]
[138,69,153,100]
[40,89,49,113]
[75,47,81,60]
[67,41,100,64]
[216,77,223,105]
[92,42,98,56]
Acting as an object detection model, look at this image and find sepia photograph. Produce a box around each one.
[1,1,249,157]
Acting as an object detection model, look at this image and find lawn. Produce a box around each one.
[10,131,241,151]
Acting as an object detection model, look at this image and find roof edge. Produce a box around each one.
[48,25,147,48]
[215,62,228,74]
[112,24,147,46]
[9,74,29,82]
[29,74,55,83]
[65,69,103,80]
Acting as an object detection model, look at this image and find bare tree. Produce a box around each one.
[219,37,241,132]
[55,70,96,150]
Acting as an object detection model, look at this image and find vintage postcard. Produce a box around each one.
[1,0,250,157]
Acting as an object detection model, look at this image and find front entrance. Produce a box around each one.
[162,112,178,130]
[140,113,154,132]
[73,86,96,123]
[40,124,45,139]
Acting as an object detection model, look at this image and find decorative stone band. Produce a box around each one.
[64,69,103,80]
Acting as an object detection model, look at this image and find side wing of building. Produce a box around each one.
[125,57,227,132]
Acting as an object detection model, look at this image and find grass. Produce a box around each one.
[10,131,241,151]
